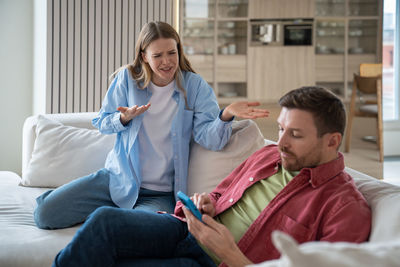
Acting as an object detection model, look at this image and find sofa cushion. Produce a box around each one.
[21,116,115,187]
[347,168,400,242]
[187,119,265,195]
[249,231,400,267]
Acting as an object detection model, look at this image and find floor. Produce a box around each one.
[228,103,400,185]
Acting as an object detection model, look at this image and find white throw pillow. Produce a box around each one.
[349,170,400,242]
[21,116,115,187]
[187,119,265,195]
[248,231,400,267]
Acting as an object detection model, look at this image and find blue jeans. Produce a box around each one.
[34,168,176,229]
[52,207,216,267]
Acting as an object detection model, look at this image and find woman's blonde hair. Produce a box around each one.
[113,21,195,106]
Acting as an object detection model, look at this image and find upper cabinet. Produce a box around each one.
[249,0,315,19]
[218,0,248,18]
[181,0,249,102]
[315,0,346,16]
[314,0,382,99]
[348,0,380,16]
[316,0,379,17]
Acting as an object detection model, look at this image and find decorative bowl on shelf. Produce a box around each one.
[319,21,329,27]
[226,22,235,28]
[348,47,364,54]
[220,91,238,98]
[316,45,332,54]
[349,29,363,36]
[333,47,344,54]
[317,29,326,36]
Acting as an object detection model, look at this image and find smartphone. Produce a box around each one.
[177,191,203,221]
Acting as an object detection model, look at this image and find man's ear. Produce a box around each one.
[327,132,342,150]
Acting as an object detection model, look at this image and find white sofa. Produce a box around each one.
[0,112,399,267]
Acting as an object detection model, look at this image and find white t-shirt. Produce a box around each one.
[138,80,178,192]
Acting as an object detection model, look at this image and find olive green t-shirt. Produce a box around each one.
[201,166,299,265]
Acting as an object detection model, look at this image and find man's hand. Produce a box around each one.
[117,103,151,125]
[221,101,269,121]
[191,192,216,217]
[182,207,252,267]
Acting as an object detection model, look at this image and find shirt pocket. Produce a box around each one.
[276,213,313,243]
[182,110,194,139]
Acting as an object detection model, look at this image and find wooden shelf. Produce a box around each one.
[181,0,382,103]
[181,0,248,100]
[315,0,382,100]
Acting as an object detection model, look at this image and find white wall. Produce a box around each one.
[33,0,47,115]
[0,0,33,175]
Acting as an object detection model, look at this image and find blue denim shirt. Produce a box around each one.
[92,69,233,208]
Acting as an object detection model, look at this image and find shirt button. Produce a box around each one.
[249,177,254,182]
[172,133,176,136]
[229,198,234,203]
[174,155,178,160]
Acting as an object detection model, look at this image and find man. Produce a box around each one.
[53,87,371,267]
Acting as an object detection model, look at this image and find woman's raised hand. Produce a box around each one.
[117,103,151,125]
[220,101,269,121]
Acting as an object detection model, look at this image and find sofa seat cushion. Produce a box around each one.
[0,171,80,267]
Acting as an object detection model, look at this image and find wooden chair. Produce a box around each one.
[344,63,383,162]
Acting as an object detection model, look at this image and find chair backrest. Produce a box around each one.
[360,63,382,77]
[353,73,381,95]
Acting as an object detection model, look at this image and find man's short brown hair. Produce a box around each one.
[279,86,346,137]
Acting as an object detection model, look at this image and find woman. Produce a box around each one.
[34,21,269,230]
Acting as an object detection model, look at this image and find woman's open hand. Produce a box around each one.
[221,101,269,121]
[117,103,151,125]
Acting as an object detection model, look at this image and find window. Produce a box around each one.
[383,0,400,157]
[383,0,398,121]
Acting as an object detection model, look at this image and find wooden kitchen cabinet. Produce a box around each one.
[315,55,345,82]
[248,47,315,102]
[187,55,214,82]
[181,0,248,101]
[249,0,314,19]
[181,0,382,103]
[216,55,247,82]
[315,0,382,99]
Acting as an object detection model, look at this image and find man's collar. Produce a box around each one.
[298,153,345,188]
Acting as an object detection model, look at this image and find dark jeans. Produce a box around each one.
[52,207,216,267]
[34,168,176,229]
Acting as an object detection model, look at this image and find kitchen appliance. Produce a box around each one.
[283,19,313,46]
[250,20,283,46]
[250,19,313,46]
